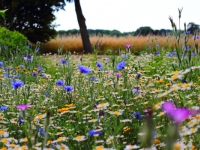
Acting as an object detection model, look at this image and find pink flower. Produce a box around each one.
[15,104,31,111]
[125,44,131,49]
[162,101,190,124]
[114,73,122,77]
[162,101,176,115]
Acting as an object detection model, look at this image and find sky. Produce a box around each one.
[53,0,200,33]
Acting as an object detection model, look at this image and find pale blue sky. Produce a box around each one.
[53,0,200,32]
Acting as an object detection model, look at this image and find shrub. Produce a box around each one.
[0,26,28,58]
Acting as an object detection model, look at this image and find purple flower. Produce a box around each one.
[172,52,176,55]
[193,53,196,56]
[114,73,122,77]
[162,101,190,124]
[24,55,33,62]
[168,53,172,57]
[61,59,67,64]
[156,45,160,47]
[32,73,37,76]
[116,61,126,70]
[78,65,91,74]
[162,101,176,115]
[125,44,131,49]
[96,62,103,70]
[57,80,64,86]
[133,112,142,119]
[0,106,8,111]
[89,129,101,136]
[90,77,97,81]
[149,45,151,48]
[16,104,31,111]
[64,85,73,92]
[156,51,160,55]
[186,31,190,34]
[132,87,141,94]
[11,80,23,89]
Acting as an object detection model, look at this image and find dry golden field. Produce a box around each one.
[39,34,200,54]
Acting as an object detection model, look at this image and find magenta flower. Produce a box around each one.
[162,101,176,115]
[114,73,122,77]
[171,108,190,124]
[15,104,31,111]
[125,44,131,49]
[162,101,190,124]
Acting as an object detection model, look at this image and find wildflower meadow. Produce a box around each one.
[0,11,200,150]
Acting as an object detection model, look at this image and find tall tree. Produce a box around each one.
[74,0,93,53]
[187,22,200,34]
[0,0,70,43]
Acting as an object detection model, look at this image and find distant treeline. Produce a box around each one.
[57,27,182,37]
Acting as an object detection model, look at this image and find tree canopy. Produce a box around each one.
[187,22,200,34]
[0,0,72,43]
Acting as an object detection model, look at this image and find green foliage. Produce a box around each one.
[0,9,8,20]
[0,0,72,43]
[0,26,28,58]
[57,28,174,37]
[187,22,200,34]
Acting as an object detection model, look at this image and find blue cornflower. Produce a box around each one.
[156,51,160,55]
[57,80,64,86]
[40,73,45,77]
[90,77,97,81]
[186,46,189,50]
[0,62,3,65]
[11,80,23,89]
[39,128,45,135]
[186,31,190,34]
[133,87,141,94]
[123,56,128,58]
[116,61,126,70]
[168,53,172,57]
[19,65,24,68]
[78,65,91,74]
[61,59,67,64]
[94,104,99,108]
[136,74,140,79]
[96,62,103,70]
[133,112,142,119]
[44,93,49,96]
[37,48,40,51]
[38,67,43,70]
[0,106,8,111]
[182,79,187,83]
[193,53,197,56]
[89,129,101,137]
[172,52,176,55]
[156,45,160,47]
[64,85,73,91]
[32,73,37,76]
[196,36,199,39]
[99,111,105,117]
[20,119,23,124]
[13,75,18,78]
[105,58,109,61]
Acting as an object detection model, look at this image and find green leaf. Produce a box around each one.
[0,9,8,20]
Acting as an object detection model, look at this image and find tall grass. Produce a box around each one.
[39,34,200,54]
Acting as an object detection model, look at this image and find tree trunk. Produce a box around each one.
[74,0,93,54]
